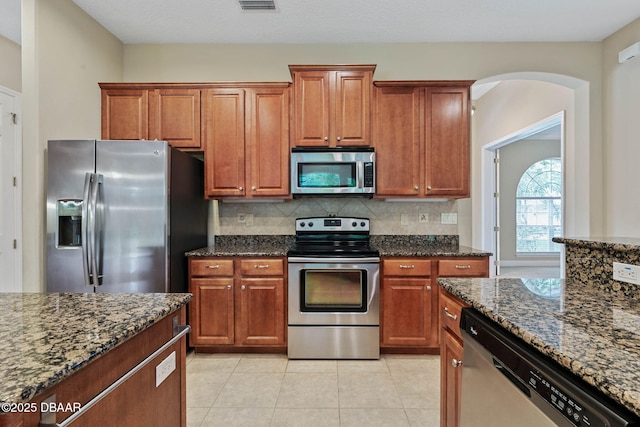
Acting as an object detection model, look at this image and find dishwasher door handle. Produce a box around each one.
[493,358,531,397]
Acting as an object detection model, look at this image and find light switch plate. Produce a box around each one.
[441,213,458,224]
[419,213,429,223]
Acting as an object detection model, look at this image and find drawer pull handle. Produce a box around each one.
[451,358,462,368]
[254,264,270,269]
[455,265,472,269]
[443,307,458,320]
[205,265,220,269]
[399,265,415,269]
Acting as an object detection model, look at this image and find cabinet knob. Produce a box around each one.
[426,285,432,291]
[238,186,243,191]
[241,285,246,290]
[337,136,341,141]
[414,185,419,191]
[324,136,329,141]
[427,185,432,190]
[251,186,256,191]
[451,358,462,368]
[226,285,231,290]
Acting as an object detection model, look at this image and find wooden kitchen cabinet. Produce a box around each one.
[373,81,473,198]
[203,84,290,198]
[439,288,469,427]
[381,258,438,349]
[188,257,287,351]
[101,87,149,140]
[289,65,375,147]
[100,83,202,150]
[148,88,201,149]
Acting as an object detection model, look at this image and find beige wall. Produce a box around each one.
[22,0,123,291]
[0,35,21,91]
[603,18,640,237]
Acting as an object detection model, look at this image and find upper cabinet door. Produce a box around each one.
[373,86,421,196]
[291,70,331,147]
[424,86,470,198]
[101,89,149,140]
[245,87,290,197]
[290,65,375,147]
[202,88,246,198]
[334,70,372,146]
[148,88,201,150]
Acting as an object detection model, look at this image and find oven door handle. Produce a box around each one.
[287,256,380,264]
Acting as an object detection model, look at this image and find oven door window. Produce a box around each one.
[301,270,367,312]
[297,163,357,188]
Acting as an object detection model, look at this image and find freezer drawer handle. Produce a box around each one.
[38,324,190,427]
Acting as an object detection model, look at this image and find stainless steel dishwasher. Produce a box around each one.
[459,308,640,427]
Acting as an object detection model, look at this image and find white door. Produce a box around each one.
[0,88,22,292]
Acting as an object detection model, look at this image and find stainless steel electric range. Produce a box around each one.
[287,217,380,359]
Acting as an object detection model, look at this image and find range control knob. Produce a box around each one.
[299,222,306,227]
[360,221,366,227]
[308,222,314,227]
[352,221,357,227]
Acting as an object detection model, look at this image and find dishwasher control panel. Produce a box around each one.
[460,308,639,427]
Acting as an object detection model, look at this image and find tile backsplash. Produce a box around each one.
[209,198,459,238]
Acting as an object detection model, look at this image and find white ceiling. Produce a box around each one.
[2,0,640,45]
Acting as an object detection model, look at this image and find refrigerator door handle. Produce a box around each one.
[88,173,102,286]
[81,173,92,286]
[94,174,104,285]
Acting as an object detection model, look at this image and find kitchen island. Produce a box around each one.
[0,292,191,427]
[437,275,640,419]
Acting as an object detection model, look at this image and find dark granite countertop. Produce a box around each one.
[0,292,191,407]
[437,276,640,417]
[186,235,491,258]
[553,236,640,253]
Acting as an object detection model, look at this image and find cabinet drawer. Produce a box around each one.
[240,259,284,276]
[438,259,488,277]
[190,259,234,277]
[440,290,467,339]
[383,259,431,277]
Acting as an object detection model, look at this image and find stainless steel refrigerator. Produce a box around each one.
[46,139,207,293]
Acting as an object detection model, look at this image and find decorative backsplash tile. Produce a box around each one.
[211,198,459,236]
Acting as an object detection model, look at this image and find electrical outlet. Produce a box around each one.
[419,213,429,223]
[613,262,640,285]
[245,214,254,227]
[400,214,409,226]
[441,213,458,224]
[156,351,176,387]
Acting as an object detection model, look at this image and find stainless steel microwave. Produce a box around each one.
[290,147,375,196]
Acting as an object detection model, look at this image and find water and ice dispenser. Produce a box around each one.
[57,200,83,247]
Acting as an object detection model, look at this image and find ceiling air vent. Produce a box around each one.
[238,0,277,11]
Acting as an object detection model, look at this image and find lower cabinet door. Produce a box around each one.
[237,277,285,346]
[190,278,235,346]
[382,277,434,347]
[441,329,464,427]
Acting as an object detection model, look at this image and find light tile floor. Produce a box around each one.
[186,353,441,427]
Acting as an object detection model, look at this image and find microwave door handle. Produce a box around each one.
[357,161,363,189]
[81,173,92,286]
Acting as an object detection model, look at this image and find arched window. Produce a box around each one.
[516,158,562,254]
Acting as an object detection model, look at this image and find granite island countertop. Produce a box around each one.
[0,292,191,407]
[437,276,640,418]
[186,235,491,258]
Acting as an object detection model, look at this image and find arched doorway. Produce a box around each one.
[469,73,593,277]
